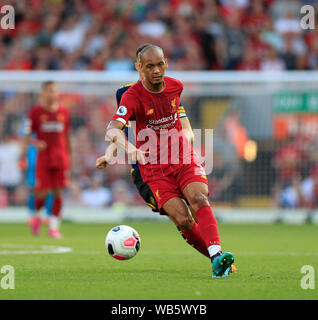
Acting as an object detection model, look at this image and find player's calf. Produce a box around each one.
[183,182,236,277]
[171,213,194,231]
[164,202,196,231]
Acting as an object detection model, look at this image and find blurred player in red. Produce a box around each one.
[21,82,71,238]
[101,45,234,278]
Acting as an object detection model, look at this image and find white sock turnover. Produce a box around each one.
[207,245,221,258]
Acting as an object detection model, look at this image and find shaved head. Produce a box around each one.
[139,45,164,64]
[135,43,152,62]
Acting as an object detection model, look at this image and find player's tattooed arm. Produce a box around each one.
[105,120,146,165]
[180,116,194,145]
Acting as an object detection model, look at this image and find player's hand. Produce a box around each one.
[19,158,27,171]
[34,140,47,151]
[96,156,108,169]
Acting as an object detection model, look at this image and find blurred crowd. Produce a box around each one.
[0,0,318,71]
[273,134,318,209]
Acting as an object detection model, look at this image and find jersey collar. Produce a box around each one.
[141,79,165,94]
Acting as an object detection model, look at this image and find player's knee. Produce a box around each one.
[190,192,209,208]
[174,213,193,230]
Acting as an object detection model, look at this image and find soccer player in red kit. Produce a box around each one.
[97,44,225,261]
[22,81,71,239]
[104,45,234,278]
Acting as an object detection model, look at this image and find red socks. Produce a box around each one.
[35,195,62,217]
[179,224,209,258]
[177,206,221,258]
[35,197,45,211]
[52,196,62,217]
[195,205,221,247]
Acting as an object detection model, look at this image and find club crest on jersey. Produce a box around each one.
[117,105,127,116]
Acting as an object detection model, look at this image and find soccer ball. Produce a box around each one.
[105,225,141,260]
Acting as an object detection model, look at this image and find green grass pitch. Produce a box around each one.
[0,222,317,300]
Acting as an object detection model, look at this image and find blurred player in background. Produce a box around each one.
[20,119,53,226]
[99,45,235,278]
[21,82,71,239]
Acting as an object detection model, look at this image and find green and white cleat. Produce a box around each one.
[212,252,234,278]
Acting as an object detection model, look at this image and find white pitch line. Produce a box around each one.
[0,244,72,255]
[234,251,318,257]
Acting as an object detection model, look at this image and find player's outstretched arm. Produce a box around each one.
[106,120,146,165]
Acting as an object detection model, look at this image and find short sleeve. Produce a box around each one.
[177,79,183,95]
[111,91,137,126]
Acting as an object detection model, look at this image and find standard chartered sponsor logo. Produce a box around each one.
[148,114,174,125]
[147,113,177,130]
[41,121,64,132]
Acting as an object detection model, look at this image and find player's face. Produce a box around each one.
[42,83,59,104]
[141,49,167,86]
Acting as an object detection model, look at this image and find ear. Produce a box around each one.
[165,58,168,68]
[135,62,142,72]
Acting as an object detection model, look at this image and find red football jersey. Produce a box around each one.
[111,77,195,181]
[28,105,70,169]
